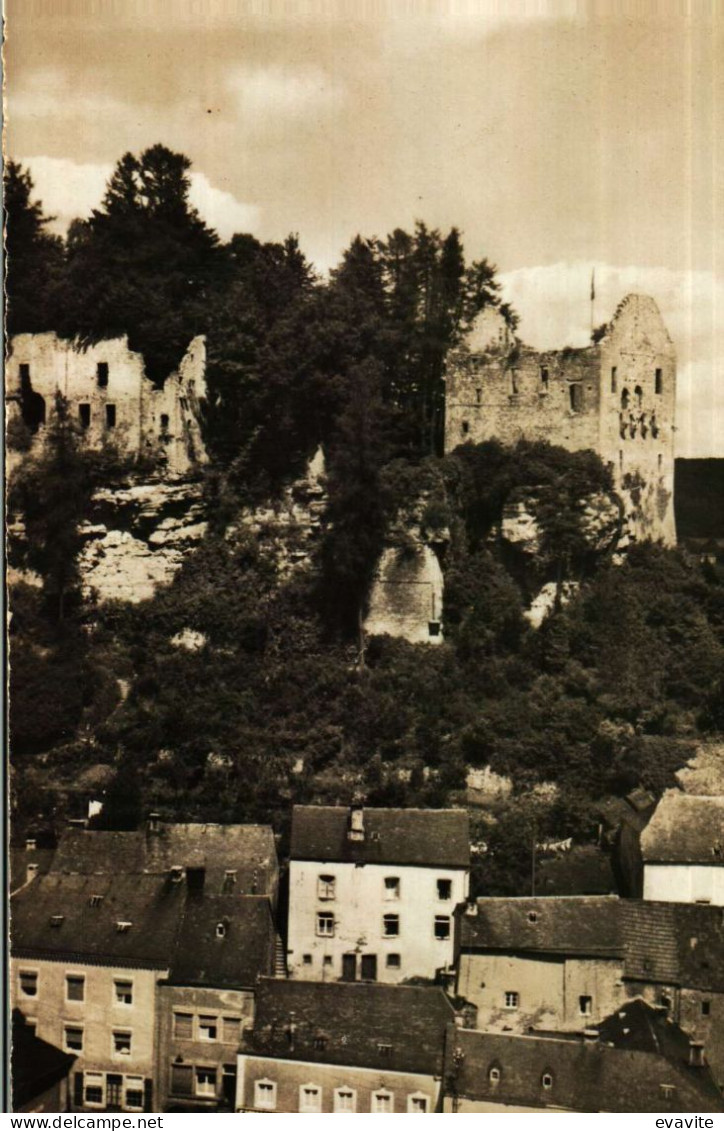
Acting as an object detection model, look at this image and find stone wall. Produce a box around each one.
[363,545,444,646]
[6,332,208,477]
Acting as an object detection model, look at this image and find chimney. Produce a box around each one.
[348,805,365,842]
[689,1041,705,1068]
[464,898,479,917]
[25,838,36,851]
[148,812,161,835]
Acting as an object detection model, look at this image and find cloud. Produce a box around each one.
[498,262,724,458]
[20,155,260,241]
[225,64,345,123]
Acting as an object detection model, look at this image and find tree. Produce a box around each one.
[4,161,65,334]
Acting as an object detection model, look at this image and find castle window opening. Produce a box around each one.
[160,413,170,435]
[540,367,549,392]
[619,450,624,469]
[569,384,583,413]
[611,366,617,393]
[621,388,630,410]
[461,420,470,436]
[651,414,659,438]
[96,362,109,388]
[475,387,482,404]
[509,369,519,396]
[106,404,116,429]
[658,454,663,471]
[79,403,91,429]
[655,367,663,394]
[634,385,643,408]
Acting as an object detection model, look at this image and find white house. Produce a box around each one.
[286,805,470,983]
[641,792,724,906]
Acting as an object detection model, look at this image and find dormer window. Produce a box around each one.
[49,915,64,928]
[216,922,227,939]
[170,865,184,883]
[377,1042,393,1058]
[115,921,132,933]
[89,894,104,907]
[25,838,36,851]
[318,874,336,901]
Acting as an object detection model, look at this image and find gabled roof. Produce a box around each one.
[459,896,622,957]
[445,1016,724,1113]
[622,901,724,992]
[245,978,456,1076]
[12,1012,76,1110]
[290,806,470,868]
[50,822,278,895]
[641,792,724,864]
[168,895,276,988]
[11,872,187,968]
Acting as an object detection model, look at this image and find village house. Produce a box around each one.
[641,791,724,905]
[442,1000,724,1113]
[287,805,469,983]
[156,894,278,1111]
[445,294,677,545]
[6,332,208,477]
[236,978,456,1113]
[455,896,627,1031]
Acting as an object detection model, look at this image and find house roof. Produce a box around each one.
[444,1015,724,1113]
[641,792,724,864]
[245,978,456,1076]
[50,822,278,895]
[168,895,276,988]
[290,806,470,868]
[12,1012,76,1110]
[621,901,724,993]
[10,847,56,895]
[11,872,187,968]
[459,896,622,957]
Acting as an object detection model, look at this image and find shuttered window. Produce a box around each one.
[171,1064,193,1096]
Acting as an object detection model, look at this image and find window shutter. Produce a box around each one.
[143,1079,153,1112]
[171,1064,193,1096]
[73,1072,84,1108]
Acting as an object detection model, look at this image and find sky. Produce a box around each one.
[6,0,723,457]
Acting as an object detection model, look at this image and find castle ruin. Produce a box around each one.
[444,294,677,545]
[6,332,208,477]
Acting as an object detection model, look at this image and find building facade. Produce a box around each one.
[445,294,677,544]
[6,332,208,477]
[287,806,470,983]
[641,792,724,905]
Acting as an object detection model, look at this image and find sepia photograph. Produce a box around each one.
[4,0,724,1117]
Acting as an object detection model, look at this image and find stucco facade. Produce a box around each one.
[643,864,724,906]
[445,295,677,544]
[7,332,208,477]
[11,956,161,1111]
[237,1054,441,1113]
[287,860,468,983]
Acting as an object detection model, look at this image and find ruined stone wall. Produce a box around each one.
[364,545,444,645]
[597,295,676,544]
[6,333,207,477]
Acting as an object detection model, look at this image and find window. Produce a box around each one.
[199,1015,218,1040]
[372,1090,393,1113]
[66,975,85,1002]
[115,921,132,933]
[216,922,226,939]
[489,1066,501,1084]
[408,1094,429,1113]
[702,1000,711,1017]
[660,1084,676,1100]
[541,1072,553,1090]
[579,995,592,1016]
[64,1026,84,1052]
[19,971,37,997]
[475,387,482,404]
[173,1012,193,1039]
[314,1033,328,1050]
[107,1075,123,1108]
[160,413,170,434]
[316,911,335,937]
[50,914,64,928]
[434,915,451,940]
[254,1079,277,1110]
[299,1084,322,1113]
[611,366,618,393]
[222,1016,241,1043]
[527,910,538,923]
[386,953,401,969]
[509,370,519,396]
[384,876,400,900]
[112,1030,132,1056]
[84,1072,104,1106]
[79,403,91,428]
[655,368,663,394]
[569,384,583,412]
[437,878,452,900]
[428,620,441,637]
[461,420,470,435]
[540,367,549,392]
[97,363,109,388]
[106,404,116,429]
[114,980,133,1005]
[334,1087,356,1113]
[504,991,519,1009]
[171,1064,193,1096]
[89,894,104,907]
[383,913,400,937]
[125,1077,144,1109]
[377,1042,393,1058]
[195,1067,217,1098]
[323,955,333,967]
[318,874,336,900]
[303,954,313,965]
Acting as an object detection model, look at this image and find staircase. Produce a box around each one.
[273,934,288,978]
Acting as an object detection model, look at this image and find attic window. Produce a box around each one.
[25,838,37,851]
[115,920,132,933]
[49,915,64,928]
[216,922,227,939]
[377,1042,393,1058]
[660,1084,676,1100]
[89,894,104,907]
[541,1072,553,1090]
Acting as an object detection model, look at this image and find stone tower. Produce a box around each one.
[444,294,676,545]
